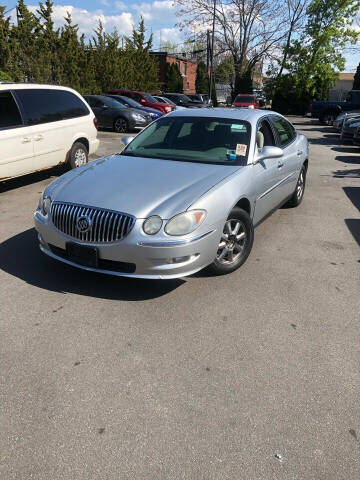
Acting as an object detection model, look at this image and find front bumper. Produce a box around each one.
[34,211,220,279]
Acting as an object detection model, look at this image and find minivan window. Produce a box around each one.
[16,89,90,125]
[0,91,23,128]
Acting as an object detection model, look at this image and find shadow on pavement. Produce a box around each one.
[0,229,184,301]
[0,167,63,194]
[307,133,339,146]
[333,169,360,178]
[343,187,360,248]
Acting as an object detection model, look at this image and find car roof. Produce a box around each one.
[167,107,278,123]
[0,83,77,93]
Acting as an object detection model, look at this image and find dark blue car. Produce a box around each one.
[106,95,162,120]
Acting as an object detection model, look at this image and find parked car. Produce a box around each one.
[34,109,308,279]
[0,83,99,180]
[187,93,212,106]
[106,95,162,120]
[84,95,152,133]
[232,94,260,109]
[153,95,187,111]
[333,111,360,132]
[340,117,360,143]
[353,125,360,145]
[161,93,206,108]
[107,89,174,114]
[308,90,360,125]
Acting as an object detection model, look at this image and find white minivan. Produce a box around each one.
[0,83,99,180]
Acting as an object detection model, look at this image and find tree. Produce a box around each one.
[272,0,360,113]
[164,63,183,92]
[353,63,360,90]
[176,0,295,95]
[215,57,234,85]
[195,61,209,93]
[0,70,12,81]
[0,7,11,72]
[59,12,80,90]
[36,0,61,83]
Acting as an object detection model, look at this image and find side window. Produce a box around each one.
[256,119,275,152]
[0,91,23,129]
[15,89,90,126]
[133,94,142,102]
[87,97,101,108]
[271,116,296,147]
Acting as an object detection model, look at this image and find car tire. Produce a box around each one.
[68,142,88,170]
[206,207,254,276]
[285,165,306,208]
[114,117,129,133]
[320,111,337,126]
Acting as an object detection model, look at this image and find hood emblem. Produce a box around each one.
[76,215,92,233]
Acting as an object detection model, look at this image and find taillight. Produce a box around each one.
[93,117,98,130]
[308,104,313,111]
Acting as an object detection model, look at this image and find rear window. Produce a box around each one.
[15,89,90,125]
[235,96,255,103]
[0,91,23,129]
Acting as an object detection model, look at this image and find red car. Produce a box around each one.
[107,89,175,114]
[232,94,259,109]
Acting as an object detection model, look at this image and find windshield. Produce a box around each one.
[143,93,157,102]
[123,116,251,165]
[120,96,142,108]
[180,94,192,102]
[105,97,126,108]
[235,96,254,103]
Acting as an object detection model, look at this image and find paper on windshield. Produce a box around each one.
[236,144,247,156]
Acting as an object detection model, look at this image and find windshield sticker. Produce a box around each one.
[231,124,246,132]
[236,144,247,156]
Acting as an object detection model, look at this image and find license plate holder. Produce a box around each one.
[66,242,98,268]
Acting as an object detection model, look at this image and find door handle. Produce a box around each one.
[21,136,31,143]
[34,135,44,141]
[297,150,303,156]
[278,161,284,168]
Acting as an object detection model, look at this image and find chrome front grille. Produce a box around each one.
[50,202,135,243]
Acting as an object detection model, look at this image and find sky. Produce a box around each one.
[3,0,359,72]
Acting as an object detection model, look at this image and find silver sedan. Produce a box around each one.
[34,109,309,279]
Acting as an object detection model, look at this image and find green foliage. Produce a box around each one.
[195,61,208,93]
[215,58,234,84]
[272,0,360,113]
[0,70,12,81]
[164,63,183,92]
[353,63,360,90]
[0,4,159,94]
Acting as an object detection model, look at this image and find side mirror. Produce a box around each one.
[122,136,134,147]
[140,98,146,104]
[253,146,283,164]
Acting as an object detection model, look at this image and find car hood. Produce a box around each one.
[47,155,240,219]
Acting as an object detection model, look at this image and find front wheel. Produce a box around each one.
[114,117,128,133]
[206,207,254,276]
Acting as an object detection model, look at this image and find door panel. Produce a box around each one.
[0,127,34,179]
[253,158,281,224]
[0,90,34,179]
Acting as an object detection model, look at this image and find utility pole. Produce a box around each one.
[206,30,210,71]
[209,0,216,102]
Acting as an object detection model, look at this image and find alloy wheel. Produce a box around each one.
[115,118,127,133]
[217,219,246,264]
[74,148,87,167]
[297,170,305,200]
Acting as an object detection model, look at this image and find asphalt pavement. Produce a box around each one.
[1,119,359,480]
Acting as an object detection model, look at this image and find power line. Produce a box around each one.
[4,5,17,15]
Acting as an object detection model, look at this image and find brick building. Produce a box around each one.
[150,52,198,94]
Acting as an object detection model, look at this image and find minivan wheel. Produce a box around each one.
[206,207,254,276]
[114,118,128,133]
[320,112,336,126]
[69,142,88,169]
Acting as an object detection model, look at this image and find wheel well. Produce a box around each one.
[234,198,251,216]
[75,137,89,153]
[303,159,308,171]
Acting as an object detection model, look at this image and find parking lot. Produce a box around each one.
[1,118,359,479]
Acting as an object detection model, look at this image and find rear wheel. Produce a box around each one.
[114,117,128,133]
[320,111,337,126]
[286,165,306,207]
[68,142,88,170]
[206,207,254,276]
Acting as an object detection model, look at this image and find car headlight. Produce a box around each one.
[38,193,52,216]
[143,215,162,235]
[165,210,206,236]
[132,113,146,122]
